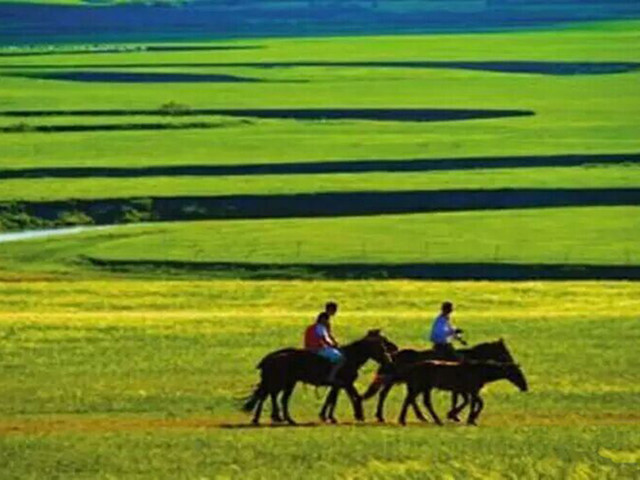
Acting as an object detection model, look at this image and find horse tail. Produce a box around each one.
[362,373,388,400]
[241,382,266,413]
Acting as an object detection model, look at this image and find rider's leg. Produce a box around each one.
[326,349,345,384]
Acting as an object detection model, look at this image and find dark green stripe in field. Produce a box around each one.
[10,71,272,83]
[0,45,263,57]
[0,122,235,133]
[2,189,638,230]
[82,257,640,281]
[2,153,638,179]
[2,61,639,76]
[0,108,534,122]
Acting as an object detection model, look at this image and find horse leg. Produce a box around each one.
[327,388,341,423]
[344,383,364,422]
[470,394,484,425]
[252,387,268,425]
[421,389,443,426]
[320,387,339,423]
[467,392,480,426]
[447,392,461,422]
[412,395,428,423]
[270,391,283,423]
[399,385,418,426]
[281,383,297,425]
[448,392,469,422]
[375,383,393,423]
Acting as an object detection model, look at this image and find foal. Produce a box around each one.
[398,360,528,425]
[363,339,516,423]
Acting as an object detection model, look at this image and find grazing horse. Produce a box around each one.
[242,330,397,425]
[397,359,528,425]
[362,339,515,423]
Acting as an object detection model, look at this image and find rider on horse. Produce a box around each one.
[429,301,465,360]
[304,302,344,385]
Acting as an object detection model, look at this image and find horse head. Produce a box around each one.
[363,329,398,365]
[506,363,528,392]
[468,338,515,363]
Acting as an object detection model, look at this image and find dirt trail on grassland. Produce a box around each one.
[1,413,638,436]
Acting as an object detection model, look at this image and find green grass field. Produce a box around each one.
[1,22,639,273]
[1,280,639,478]
[1,208,639,276]
[1,19,639,478]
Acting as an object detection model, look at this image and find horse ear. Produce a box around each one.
[499,337,505,344]
[368,329,381,337]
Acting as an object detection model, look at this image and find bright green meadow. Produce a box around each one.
[1,280,639,478]
[0,20,639,479]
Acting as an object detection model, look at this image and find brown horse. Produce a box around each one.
[397,359,528,425]
[362,339,517,423]
[242,330,397,425]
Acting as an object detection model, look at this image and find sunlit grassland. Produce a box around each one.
[1,207,638,274]
[1,23,640,171]
[1,166,639,201]
[0,280,638,478]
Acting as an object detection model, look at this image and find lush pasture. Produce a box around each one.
[1,207,639,275]
[1,23,639,276]
[1,24,640,171]
[1,21,639,478]
[1,166,639,201]
[0,280,639,478]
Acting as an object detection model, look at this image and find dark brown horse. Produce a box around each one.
[362,339,516,422]
[397,359,528,425]
[242,330,397,425]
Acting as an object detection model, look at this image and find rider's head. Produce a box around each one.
[325,301,338,317]
[441,301,453,315]
[316,311,330,325]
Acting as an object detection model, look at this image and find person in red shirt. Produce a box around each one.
[304,302,344,384]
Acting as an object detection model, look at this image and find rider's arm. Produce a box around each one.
[445,318,460,341]
[315,323,332,348]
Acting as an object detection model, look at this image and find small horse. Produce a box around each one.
[362,339,516,423]
[397,359,528,426]
[242,330,397,425]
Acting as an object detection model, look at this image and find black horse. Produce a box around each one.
[242,330,397,425]
[362,339,516,422]
[397,359,528,425]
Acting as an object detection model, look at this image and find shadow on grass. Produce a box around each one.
[4,188,639,224]
[0,121,243,134]
[0,45,263,57]
[2,152,638,179]
[2,61,639,75]
[12,71,272,83]
[0,107,534,122]
[84,258,640,280]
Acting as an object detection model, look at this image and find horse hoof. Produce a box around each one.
[251,420,260,426]
[447,413,461,423]
[329,417,338,424]
[271,417,284,423]
[376,417,386,424]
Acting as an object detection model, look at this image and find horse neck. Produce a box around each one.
[462,342,502,360]
[341,340,372,370]
[478,364,509,385]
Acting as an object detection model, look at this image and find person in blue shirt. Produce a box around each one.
[429,301,465,360]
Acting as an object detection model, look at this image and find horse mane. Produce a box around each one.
[459,339,513,361]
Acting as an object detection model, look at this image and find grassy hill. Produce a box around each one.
[0,21,638,279]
